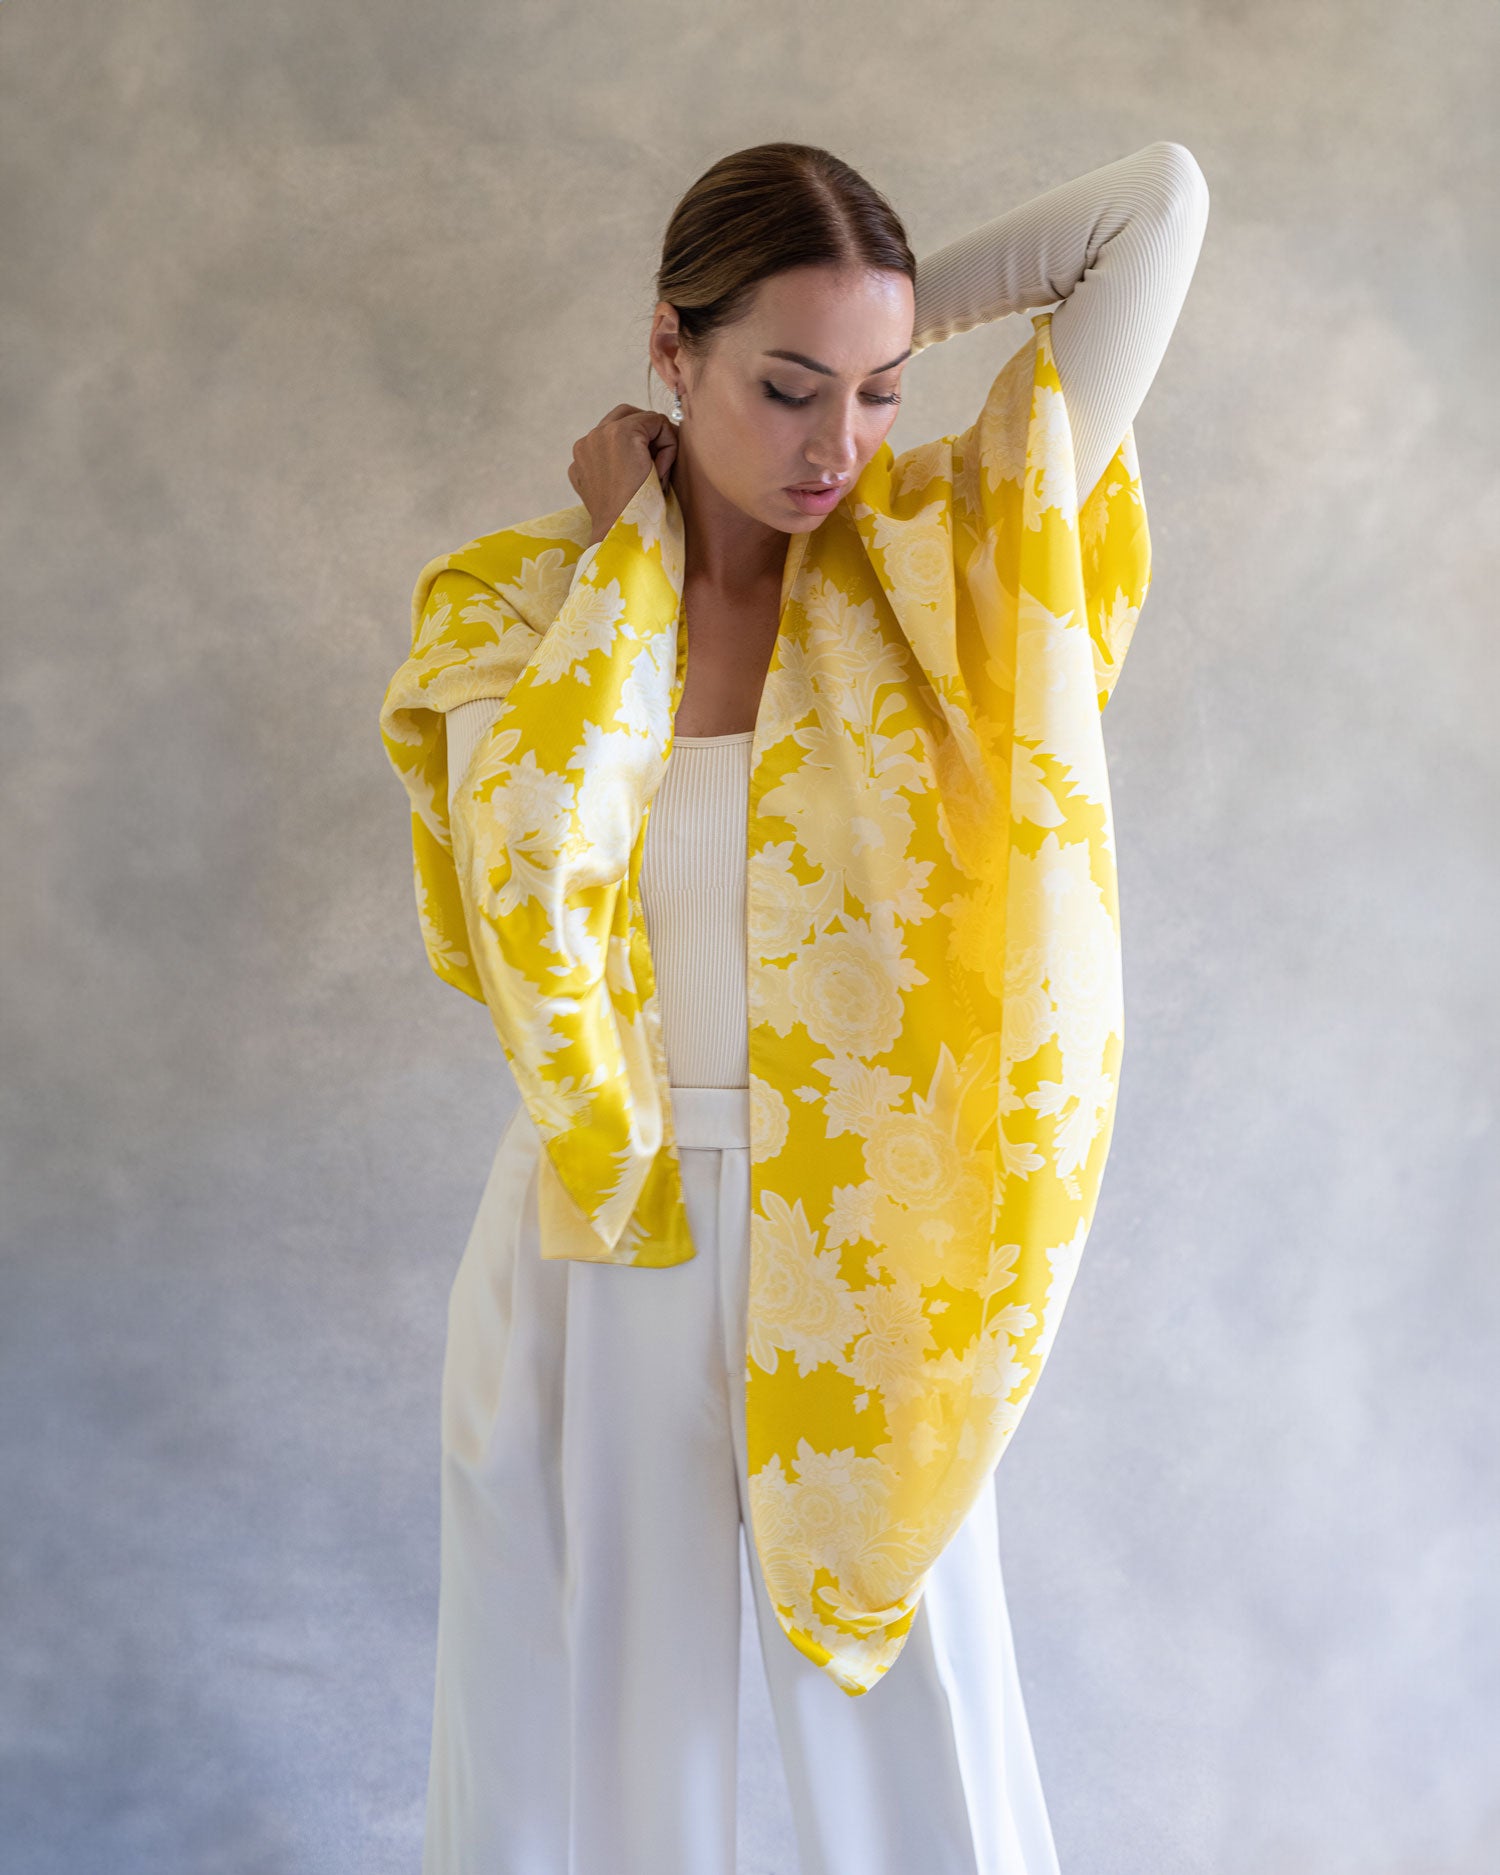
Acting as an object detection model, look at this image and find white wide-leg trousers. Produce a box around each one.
[423,1085,1062,1875]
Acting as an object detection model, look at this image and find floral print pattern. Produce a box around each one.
[379,313,1151,1695]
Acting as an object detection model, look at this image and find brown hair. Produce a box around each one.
[643,141,916,407]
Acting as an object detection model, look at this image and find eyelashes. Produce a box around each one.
[761,381,901,408]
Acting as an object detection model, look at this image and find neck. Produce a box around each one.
[669,435,791,595]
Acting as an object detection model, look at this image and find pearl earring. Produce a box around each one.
[670,389,683,425]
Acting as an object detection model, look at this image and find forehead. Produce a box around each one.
[729,264,914,374]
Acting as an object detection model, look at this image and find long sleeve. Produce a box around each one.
[911,139,1210,509]
[448,692,505,819]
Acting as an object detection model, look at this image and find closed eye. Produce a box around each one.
[762,381,901,408]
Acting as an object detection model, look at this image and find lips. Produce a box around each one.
[785,480,849,515]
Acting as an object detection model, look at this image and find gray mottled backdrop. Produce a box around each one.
[2,1,1495,1870]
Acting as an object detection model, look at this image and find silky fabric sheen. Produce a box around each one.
[380,313,1155,1691]
[425,1084,1061,1875]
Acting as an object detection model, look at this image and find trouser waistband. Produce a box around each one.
[669,1084,751,1150]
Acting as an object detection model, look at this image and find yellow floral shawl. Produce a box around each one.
[379,312,1151,1695]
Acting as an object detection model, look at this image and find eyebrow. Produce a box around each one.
[762,346,913,378]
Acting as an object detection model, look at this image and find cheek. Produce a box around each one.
[714,395,789,476]
[873,403,902,448]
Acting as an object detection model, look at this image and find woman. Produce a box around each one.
[381,137,1209,1875]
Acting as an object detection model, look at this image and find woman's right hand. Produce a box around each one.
[567,404,679,548]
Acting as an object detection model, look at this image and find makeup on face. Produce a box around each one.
[783,481,848,514]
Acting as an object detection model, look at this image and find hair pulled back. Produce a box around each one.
[645,141,915,407]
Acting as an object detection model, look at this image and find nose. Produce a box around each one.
[801,406,860,480]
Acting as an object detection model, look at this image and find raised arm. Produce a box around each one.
[446,147,1209,809]
[910,139,1210,508]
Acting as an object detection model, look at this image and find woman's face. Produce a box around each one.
[651,264,915,535]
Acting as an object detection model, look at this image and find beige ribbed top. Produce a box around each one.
[637,732,754,1088]
[441,141,1210,1095]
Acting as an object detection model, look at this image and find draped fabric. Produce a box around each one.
[379,311,1151,1696]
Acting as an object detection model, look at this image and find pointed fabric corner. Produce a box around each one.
[378,470,698,1266]
[738,311,1151,1695]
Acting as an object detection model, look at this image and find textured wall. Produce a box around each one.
[2,1,1495,1870]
